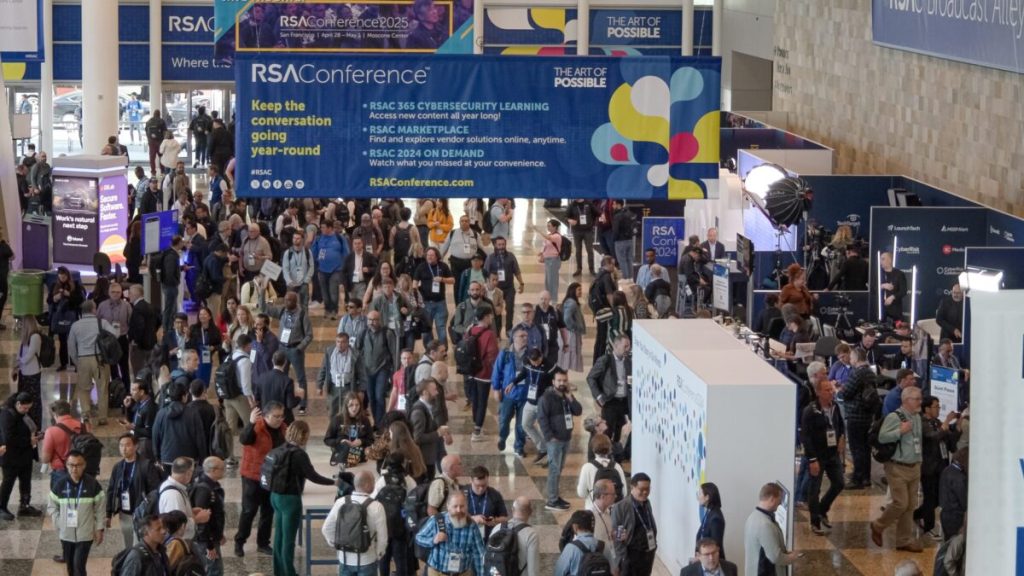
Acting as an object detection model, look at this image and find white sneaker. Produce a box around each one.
[471,432,485,442]
[309,301,323,309]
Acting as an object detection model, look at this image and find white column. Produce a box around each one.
[81,0,119,153]
[473,0,484,54]
[712,0,723,56]
[40,0,54,155]
[0,71,24,267]
[577,0,590,56]
[682,0,694,56]
[149,0,162,116]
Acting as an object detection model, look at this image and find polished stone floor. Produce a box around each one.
[0,196,937,575]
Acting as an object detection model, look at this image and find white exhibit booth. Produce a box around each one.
[632,319,796,574]
[964,290,1024,573]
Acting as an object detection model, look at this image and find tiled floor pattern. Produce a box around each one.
[0,196,938,574]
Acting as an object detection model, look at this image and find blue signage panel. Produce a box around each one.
[141,210,180,254]
[590,9,683,47]
[0,0,45,62]
[234,53,721,199]
[872,0,1024,74]
[641,217,685,266]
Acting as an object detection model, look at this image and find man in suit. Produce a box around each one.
[341,236,378,303]
[701,227,726,261]
[681,538,738,576]
[127,284,159,379]
[254,351,301,424]
[410,378,451,479]
[586,334,632,446]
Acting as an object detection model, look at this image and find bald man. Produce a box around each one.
[323,470,388,572]
[490,497,540,576]
[240,224,271,284]
[415,492,486,576]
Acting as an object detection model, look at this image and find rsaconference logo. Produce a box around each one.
[251,63,430,85]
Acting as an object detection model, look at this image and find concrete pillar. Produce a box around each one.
[682,0,694,56]
[473,0,484,55]
[712,0,723,56]
[150,0,162,118]
[81,0,120,153]
[0,73,23,268]
[40,0,53,155]
[577,0,590,56]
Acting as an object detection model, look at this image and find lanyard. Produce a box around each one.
[121,461,136,493]
[134,400,149,425]
[66,479,84,508]
[469,491,489,517]
[633,500,652,531]
[201,328,207,347]
[562,398,572,416]
[429,263,439,279]
[527,369,540,388]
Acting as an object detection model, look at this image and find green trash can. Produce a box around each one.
[10,270,45,317]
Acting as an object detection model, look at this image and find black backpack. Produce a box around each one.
[146,121,164,141]
[192,268,212,300]
[454,326,483,376]
[406,480,448,560]
[393,226,413,262]
[210,410,232,460]
[332,496,374,553]
[558,234,572,262]
[572,540,612,576]
[133,484,185,540]
[590,459,623,502]
[36,331,56,368]
[869,411,908,464]
[55,423,102,477]
[376,473,409,539]
[484,522,528,576]
[483,205,496,234]
[260,443,297,492]
[96,317,123,366]
[214,356,242,400]
[588,276,607,314]
[111,543,150,576]
[403,363,419,407]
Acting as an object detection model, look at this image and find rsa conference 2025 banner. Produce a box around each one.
[234,53,721,200]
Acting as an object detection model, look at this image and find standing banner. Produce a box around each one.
[234,53,721,199]
[641,217,685,267]
[873,0,1024,74]
[216,0,474,64]
[98,175,129,265]
[964,290,1024,574]
[712,263,729,312]
[868,207,987,323]
[52,177,100,264]
[928,365,959,421]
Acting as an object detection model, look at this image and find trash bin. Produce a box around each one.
[10,270,45,317]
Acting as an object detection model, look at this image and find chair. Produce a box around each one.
[767,317,786,341]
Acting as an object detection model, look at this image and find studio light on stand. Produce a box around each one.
[752,173,813,288]
[742,163,788,209]
[958,267,1004,295]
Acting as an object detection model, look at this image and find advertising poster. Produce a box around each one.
[52,177,99,264]
[0,0,42,61]
[483,7,578,55]
[712,262,730,312]
[98,175,129,265]
[142,210,181,254]
[868,207,988,322]
[235,53,721,199]
[641,217,685,266]
[216,0,474,64]
[873,0,1024,74]
[929,365,959,421]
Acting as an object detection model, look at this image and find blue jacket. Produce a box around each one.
[311,232,349,274]
[491,347,524,401]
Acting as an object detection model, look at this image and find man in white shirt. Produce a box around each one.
[158,457,211,540]
[322,471,388,575]
[589,479,618,567]
[490,497,541,576]
[222,334,255,467]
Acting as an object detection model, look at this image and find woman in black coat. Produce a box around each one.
[0,392,42,518]
[696,482,727,560]
[48,266,85,371]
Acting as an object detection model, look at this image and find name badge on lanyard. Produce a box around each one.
[463,242,473,257]
[318,249,327,261]
[564,411,574,430]
[121,490,132,513]
[497,269,506,283]
[112,322,121,333]
[249,349,257,364]
[543,323,551,340]
[528,384,538,401]
[446,551,463,573]
[646,529,656,551]
[202,349,212,364]
[914,436,922,455]
[432,280,441,294]
[66,508,79,528]
[397,394,407,411]
[826,429,837,447]
[579,213,587,226]
[280,328,292,343]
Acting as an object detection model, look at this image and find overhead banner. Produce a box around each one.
[964,290,1024,575]
[872,0,1024,74]
[868,207,988,323]
[641,217,685,266]
[234,53,721,199]
[0,0,43,61]
[216,0,473,64]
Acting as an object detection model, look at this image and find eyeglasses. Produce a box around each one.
[67,463,85,469]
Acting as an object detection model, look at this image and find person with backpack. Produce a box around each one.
[191,457,227,576]
[145,111,168,174]
[0,393,42,521]
[441,214,483,304]
[156,457,209,541]
[410,378,450,479]
[465,465,509,540]
[116,514,170,576]
[587,334,632,448]
[41,400,94,480]
[462,305,499,443]
[268,420,336,576]
[152,383,209,468]
[48,449,106,575]
[869,386,924,553]
[223,334,256,467]
[161,509,207,576]
[590,256,618,362]
[554,510,610,576]
[576,434,627,511]
[322,470,389,574]
[184,380,216,452]
[282,229,315,308]
[487,496,540,576]
[68,300,118,425]
[610,473,658,576]
[532,220,567,299]
[235,403,287,557]
[13,315,45,428]
[450,281,492,346]
[312,219,351,321]
[189,105,213,167]
[105,434,162,547]
[838,347,879,490]
[370,452,416,575]
[492,331,532,458]
[121,375,159,461]
[415,491,486,576]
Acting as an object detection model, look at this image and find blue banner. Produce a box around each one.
[234,53,721,199]
[590,9,683,47]
[641,217,685,266]
[872,0,1024,74]
[868,207,988,323]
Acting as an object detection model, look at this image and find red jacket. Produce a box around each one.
[240,418,288,482]
[471,325,499,381]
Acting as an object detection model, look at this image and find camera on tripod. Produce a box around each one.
[834,293,852,308]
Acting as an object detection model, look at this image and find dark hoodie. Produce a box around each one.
[151,401,208,465]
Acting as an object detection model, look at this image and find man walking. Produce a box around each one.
[538,369,581,511]
[49,451,105,576]
[414,492,486,576]
[259,290,313,415]
[611,473,658,576]
[587,334,632,446]
[801,378,846,535]
[68,301,117,423]
[483,236,525,338]
[566,199,597,276]
[870,386,925,552]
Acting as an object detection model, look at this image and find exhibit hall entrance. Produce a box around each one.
[162,85,236,167]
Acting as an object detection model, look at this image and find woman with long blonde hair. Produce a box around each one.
[388,420,428,481]
[14,316,43,427]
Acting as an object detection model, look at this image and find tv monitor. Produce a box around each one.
[736,233,754,276]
